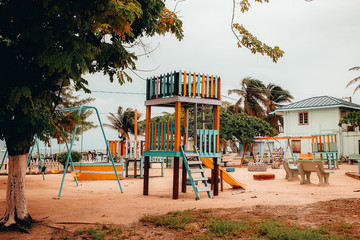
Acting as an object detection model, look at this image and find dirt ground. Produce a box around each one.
[0,163,360,239]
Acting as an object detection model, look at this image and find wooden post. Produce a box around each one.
[173,157,180,199]
[182,160,187,193]
[174,102,181,152]
[143,156,150,195]
[213,157,219,196]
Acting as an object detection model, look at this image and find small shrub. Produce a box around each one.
[57,151,82,166]
[207,219,249,237]
[339,223,353,233]
[74,227,106,240]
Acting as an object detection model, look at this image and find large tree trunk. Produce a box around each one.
[0,154,33,230]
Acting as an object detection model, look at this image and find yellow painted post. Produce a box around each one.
[201,74,205,98]
[211,75,214,98]
[192,73,196,97]
[145,106,151,151]
[174,102,181,151]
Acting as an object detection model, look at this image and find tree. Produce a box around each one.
[231,0,285,63]
[346,66,360,94]
[0,0,182,230]
[263,83,293,130]
[338,111,360,131]
[104,107,142,140]
[228,77,266,118]
[221,111,278,145]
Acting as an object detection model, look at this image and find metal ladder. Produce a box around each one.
[180,146,212,200]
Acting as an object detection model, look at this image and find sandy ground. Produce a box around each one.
[0,163,360,229]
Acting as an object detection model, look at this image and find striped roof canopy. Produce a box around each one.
[272,96,360,113]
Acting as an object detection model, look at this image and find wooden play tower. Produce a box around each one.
[143,71,221,199]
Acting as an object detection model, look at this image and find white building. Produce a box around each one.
[272,96,360,157]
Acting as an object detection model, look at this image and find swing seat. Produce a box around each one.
[71,171,82,178]
[50,168,60,174]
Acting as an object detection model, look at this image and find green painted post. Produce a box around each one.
[34,135,45,180]
[157,122,161,150]
[150,122,155,150]
[170,121,174,150]
[27,144,35,167]
[197,74,201,97]
[170,72,174,96]
[93,106,123,193]
[163,122,167,150]
[0,149,8,171]
[178,71,182,96]
[149,77,153,99]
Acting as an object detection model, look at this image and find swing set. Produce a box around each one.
[56,105,123,198]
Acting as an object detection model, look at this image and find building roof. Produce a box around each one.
[272,96,360,113]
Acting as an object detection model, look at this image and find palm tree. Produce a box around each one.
[228,77,266,118]
[346,66,360,94]
[104,107,142,139]
[264,83,293,130]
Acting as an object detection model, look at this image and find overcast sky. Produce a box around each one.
[31,0,360,152]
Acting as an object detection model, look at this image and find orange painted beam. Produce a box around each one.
[210,75,214,98]
[192,73,196,97]
[174,102,181,151]
[201,74,205,98]
[255,136,314,140]
[166,121,170,151]
[161,121,164,150]
[217,77,221,100]
[145,106,151,151]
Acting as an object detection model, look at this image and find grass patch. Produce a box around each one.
[74,226,105,240]
[141,209,195,231]
[254,220,353,240]
[206,218,249,237]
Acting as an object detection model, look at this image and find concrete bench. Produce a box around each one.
[283,158,299,181]
[297,160,333,186]
[348,154,360,165]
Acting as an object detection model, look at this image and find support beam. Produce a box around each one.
[143,156,150,195]
[213,157,219,196]
[173,157,180,199]
[181,160,187,193]
[174,102,181,152]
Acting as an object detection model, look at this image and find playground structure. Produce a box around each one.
[143,70,245,200]
[56,106,123,198]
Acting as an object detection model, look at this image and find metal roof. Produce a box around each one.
[272,96,360,113]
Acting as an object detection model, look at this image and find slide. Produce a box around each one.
[200,157,246,190]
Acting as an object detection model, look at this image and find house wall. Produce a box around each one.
[283,107,341,155]
[340,131,360,156]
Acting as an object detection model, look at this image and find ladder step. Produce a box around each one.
[197,186,211,192]
[190,169,205,173]
[187,161,203,165]
[184,152,199,157]
[193,177,208,182]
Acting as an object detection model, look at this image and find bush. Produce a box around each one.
[57,151,82,166]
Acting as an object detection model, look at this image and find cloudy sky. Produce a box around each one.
[40,0,360,152]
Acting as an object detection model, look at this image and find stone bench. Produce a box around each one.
[297,160,333,186]
[283,158,299,181]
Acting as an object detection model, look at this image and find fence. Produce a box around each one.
[146,71,221,101]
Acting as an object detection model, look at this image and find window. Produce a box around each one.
[298,112,308,125]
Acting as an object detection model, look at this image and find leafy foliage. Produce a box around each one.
[104,106,143,139]
[221,111,278,144]
[231,0,285,63]
[338,111,360,130]
[0,0,183,155]
[346,66,360,94]
[56,151,82,166]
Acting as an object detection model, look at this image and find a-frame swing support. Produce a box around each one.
[57,106,123,198]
